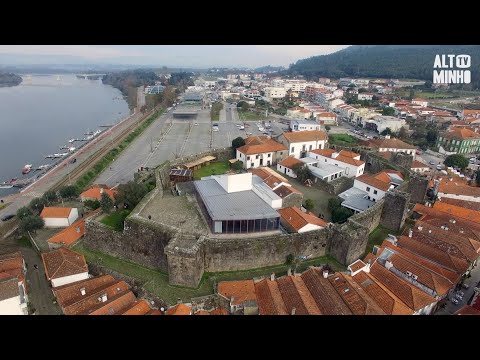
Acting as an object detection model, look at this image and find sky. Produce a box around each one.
[0,45,349,68]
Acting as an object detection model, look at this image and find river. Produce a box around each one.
[0,74,130,197]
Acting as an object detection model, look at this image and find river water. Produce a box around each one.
[0,74,130,197]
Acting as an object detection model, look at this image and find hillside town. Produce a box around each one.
[2,50,480,316]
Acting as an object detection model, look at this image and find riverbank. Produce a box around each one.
[0,72,22,87]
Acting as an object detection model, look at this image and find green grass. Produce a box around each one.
[17,236,32,248]
[193,161,230,180]
[329,133,359,146]
[74,108,164,192]
[0,202,10,210]
[238,110,266,121]
[211,102,223,121]
[73,242,345,305]
[100,210,131,231]
[365,225,396,256]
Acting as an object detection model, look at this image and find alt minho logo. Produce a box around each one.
[433,54,471,84]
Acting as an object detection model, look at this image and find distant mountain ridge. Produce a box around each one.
[287,45,480,88]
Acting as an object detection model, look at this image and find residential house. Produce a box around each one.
[462,109,480,119]
[290,119,320,132]
[41,247,89,288]
[40,207,79,228]
[436,177,480,204]
[277,130,328,159]
[365,135,416,158]
[278,207,327,233]
[357,93,374,101]
[338,171,404,213]
[300,156,345,183]
[286,107,312,120]
[0,252,28,315]
[264,87,286,101]
[166,303,193,315]
[411,160,430,173]
[436,128,480,155]
[316,112,337,126]
[364,116,407,133]
[327,98,345,110]
[217,280,257,314]
[236,136,287,169]
[80,185,117,202]
[277,156,303,178]
[309,149,365,178]
[411,98,428,107]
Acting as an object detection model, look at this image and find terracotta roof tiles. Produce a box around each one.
[237,136,287,155]
[217,280,256,306]
[40,207,73,219]
[80,186,117,201]
[41,247,88,282]
[282,130,328,143]
[166,303,192,315]
[88,291,137,315]
[278,156,303,169]
[54,275,117,308]
[278,207,327,232]
[276,276,309,315]
[368,138,416,150]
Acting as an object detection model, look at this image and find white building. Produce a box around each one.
[339,170,404,213]
[264,87,286,101]
[309,149,365,178]
[290,119,321,132]
[365,116,407,133]
[336,104,357,120]
[411,160,430,173]
[278,130,328,159]
[357,93,374,101]
[316,112,337,125]
[283,80,308,92]
[299,157,345,183]
[41,247,89,288]
[277,156,304,178]
[327,98,345,110]
[278,207,327,233]
[236,136,287,169]
[40,207,79,228]
[366,135,417,158]
[286,107,312,120]
[411,98,428,107]
[0,252,28,315]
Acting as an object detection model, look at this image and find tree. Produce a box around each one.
[17,206,33,220]
[231,160,243,171]
[380,127,393,136]
[114,181,149,208]
[29,197,46,214]
[100,192,114,213]
[444,154,469,170]
[382,107,395,116]
[19,215,44,234]
[328,197,343,212]
[397,127,408,139]
[292,163,312,183]
[237,101,249,112]
[331,207,354,224]
[42,190,57,205]
[475,170,480,186]
[325,125,331,131]
[358,88,368,93]
[232,137,246,151]
[426,129,438,144]
[59,185,78,199]
[409,89,415,100]
[84,199,100,210]
[304,199,315,211]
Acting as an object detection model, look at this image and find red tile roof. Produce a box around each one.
[166,303,192,315]
[442,128,480,141]
[273,184,302,198]
[276,275,309,315]
[255,279,288,315]
[317,112,336,118]
[47,219,85,246]
[348,260,366,273]
[88,291,137,315]
[122,300,155,315]
[80,186,117,201]
[356,172,394,192]
[278,207,327,232]
[282,130,328,143]
[0,252,24,285]
[210,308,229,315]
[367,138,416,150]
[40,207,73,219]
[278,156,303,169]
[411,160,429,169]
[439,198,480,212]
[237,136,287,155]
[433,202,480,225]
[218,280,256,306]
[290,276,322,314]
[454,305,480,315]
[41,247,88,282]
[54,275,117,308]
[311,148,336,157]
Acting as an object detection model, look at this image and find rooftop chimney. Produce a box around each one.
[291,307,296,315]
[76,227,80,233]
[385,260,393,271]
[418,225,423,231]
[385,134,391,139]
[270,273,275,281]
[80,288,86,296]
[101,294,107,302]
[408,228,413,238]
[322,270,329,278]
[287,267,292,276]
[100,188,104,194]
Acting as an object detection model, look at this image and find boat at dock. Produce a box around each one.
[22,164,33,175]
[35,164,51,171]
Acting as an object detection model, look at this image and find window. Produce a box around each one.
[268,153,271,158]
[247,156,250,161]
[374,190,378,195]
[325,159,327,162]
[280,152,283,156]
[251,163,254,167]
[256,155,259,159]
[309,145,312,150]
[366,187,371,192]
[291,147,295,153]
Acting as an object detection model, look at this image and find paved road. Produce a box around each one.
[0,87,147,230]
[436,263,480,315]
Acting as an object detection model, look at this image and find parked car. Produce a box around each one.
[451,297,459,305]
[1,214,15,222]
[462,283,470,289]
[436,164,443,170]
[194,122,199,126]
[429,160,436,165]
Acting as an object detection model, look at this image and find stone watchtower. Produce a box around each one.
[380,191,410,232]
[407,175,429,204]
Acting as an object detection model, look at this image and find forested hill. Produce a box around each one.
[0,71,22,87]
[102,70,159,109]
[287,45,480,88]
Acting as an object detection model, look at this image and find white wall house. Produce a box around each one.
[411,98,428,107]
[51,272,90,288]
[42,247,89,289]
[278,131,328,159]
[309,149,365,178]
[40,207,79,228]
[236,136,287,169]
[327,98,345,110]
[290,120,320,132]
[357,93,374,101]
[316,112,337,125]
[353,178,387,202]
[0,279,28,315]
[264,87,286,101]
[276,157,304,179]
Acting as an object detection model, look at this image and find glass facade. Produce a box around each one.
[212,217,280,234]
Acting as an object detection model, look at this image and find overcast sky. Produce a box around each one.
[0,45,349,68]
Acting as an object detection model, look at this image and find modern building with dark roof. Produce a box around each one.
[194,173,280,234]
